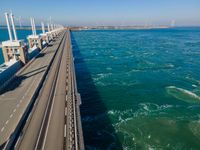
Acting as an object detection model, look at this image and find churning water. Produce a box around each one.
[72,28,200,150]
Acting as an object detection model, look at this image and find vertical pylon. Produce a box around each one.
[10,13,18,41]
[41,22,45,34]
[5,12,13,41]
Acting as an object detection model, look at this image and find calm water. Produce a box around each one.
[71,28,200,150]
[0,29,42,64]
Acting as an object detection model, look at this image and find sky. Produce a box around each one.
[0,0,200,26]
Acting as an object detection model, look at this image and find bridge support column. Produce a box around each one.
[27,35,43,50]
[2,40,29,64]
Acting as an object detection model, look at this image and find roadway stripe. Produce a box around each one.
[65,107,67,116]
[5,120,9,125]
[1,127,5,132]
[64,124,66,137]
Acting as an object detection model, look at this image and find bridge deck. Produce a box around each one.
[0,33,65,148]
[16,31,68,150]
[0,30,84,150]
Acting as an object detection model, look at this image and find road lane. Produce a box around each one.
[0,33,65,147]
[42,33,68,150]
[16,32,67,150]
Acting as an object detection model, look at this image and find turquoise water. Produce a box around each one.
[71,28,200,149]
[0,29,42,64]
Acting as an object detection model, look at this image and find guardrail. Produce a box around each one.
[66,30,84,150]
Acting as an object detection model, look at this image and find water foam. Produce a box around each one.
[166,86,200,103]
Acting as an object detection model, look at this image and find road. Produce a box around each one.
[16,31,68,150]
[0,32,65,148]
[0,30,84,150]
[15,30,84,150]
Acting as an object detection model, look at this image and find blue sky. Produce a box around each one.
[0,0,199,26]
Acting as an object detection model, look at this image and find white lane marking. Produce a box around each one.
[13,109,16,113]
[20,100,23,103]
[10,114,13,118]
[1,127,5,132]
[64,124,66,137]
[6,120,9,125]
[65,107,67,116]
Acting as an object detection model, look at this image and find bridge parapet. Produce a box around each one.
[65,30,85,150]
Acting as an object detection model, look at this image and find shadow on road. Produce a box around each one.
[71,33,123,150]
[0,51,48,95]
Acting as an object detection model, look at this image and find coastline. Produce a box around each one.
[69,25,170,30]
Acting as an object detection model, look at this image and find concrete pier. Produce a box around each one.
[2,12,29,65]
[27,18,43,50]
[2,40,28,64]
[27,35,43,50]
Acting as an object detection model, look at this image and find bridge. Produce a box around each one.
[0,30,84,150]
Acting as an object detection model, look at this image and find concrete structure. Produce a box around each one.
[27,18,43,50]
[2,40,28,64]
[27,35,43,50]
[2,13,28,64]
[0,60,22,87]
[0,32,64,149]
[46,23,54,40]
[0,30,84,150]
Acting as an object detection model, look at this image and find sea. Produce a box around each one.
[1,27,200,149]
[0,28,42,65]
[71,28,200,150]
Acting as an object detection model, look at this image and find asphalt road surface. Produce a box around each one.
[0,32,65,148]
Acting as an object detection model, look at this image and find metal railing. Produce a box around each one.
[66,30,84,150]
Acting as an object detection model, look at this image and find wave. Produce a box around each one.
[92,73,113,82]
[185,76,200,85]
[107,103,174,124]
[192,84,198,88]
[130,63,175,73]
[166,86,200,104]
[83,104,200,149]
[106,67,112,70]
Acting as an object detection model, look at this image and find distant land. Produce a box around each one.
[0,25,170,31]
[69,25,170,30]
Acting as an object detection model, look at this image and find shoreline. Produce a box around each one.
[70,26,170,30]
[1,26,199,31]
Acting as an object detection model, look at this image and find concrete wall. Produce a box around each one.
[28,48,40,60]
[0,47,40,90]
[0,61,22,86]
